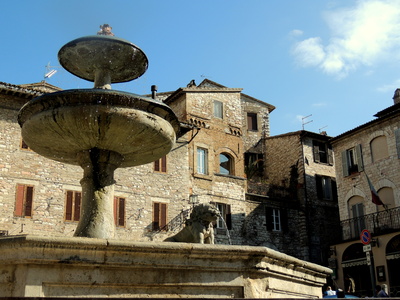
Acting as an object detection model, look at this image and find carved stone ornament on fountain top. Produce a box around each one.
[18,26,180,239]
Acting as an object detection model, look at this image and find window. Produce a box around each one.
[211,202,232,231]
[153,202,167,231]
[214,100,223,119]
[154,155,167,173]
[370,136,389,162]
[316,175,337,201]
[114,196,126,227]
[244,152,264,178]
[247,113,258,131]
[341,145,364,176]
[15,184,34,218]
[377,187,395,212]
[65,190,81,221]
[313,140,333,165]
[219,153,233,175]
[349,200,365,237]
[197,148,208,175]
[266,207,287,232]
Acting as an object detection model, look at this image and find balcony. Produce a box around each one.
[340,207,400,241]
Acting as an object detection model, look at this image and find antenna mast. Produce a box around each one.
[302,114,313,130]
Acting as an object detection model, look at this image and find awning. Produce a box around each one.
[342,257,367,268]
[386,251,400,260]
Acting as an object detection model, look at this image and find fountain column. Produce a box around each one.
[75,149,122,238]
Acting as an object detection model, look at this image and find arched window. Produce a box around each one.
[219,153,233,175]
[370,135,389,162]
[348,196,365,238]
[378,187,395,211]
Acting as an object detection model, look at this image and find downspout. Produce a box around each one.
[300,132,311,262]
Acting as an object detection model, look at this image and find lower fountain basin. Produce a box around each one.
[0,235,331,298]
[18,89,180,168]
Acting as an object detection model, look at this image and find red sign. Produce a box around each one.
[360,229,371,245]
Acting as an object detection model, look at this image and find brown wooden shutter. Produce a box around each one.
[74,192,81,221]
[15,184,25,217]
[160,203,167,230]
[66,191,73,221]
[24,186,33,217]
[153,202,160,230]
[118,198,125,227]
[313,141,320,163]
[154,159,160,172]
[316,175,323,199]
[161,156,167,173]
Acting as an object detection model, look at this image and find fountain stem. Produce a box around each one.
[94,69,112,89]
[75,149,123,238]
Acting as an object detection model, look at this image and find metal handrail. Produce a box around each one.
[340,207,400,241]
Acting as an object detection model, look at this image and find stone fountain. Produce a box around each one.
[18,30,179,239]
[0,28,332,298]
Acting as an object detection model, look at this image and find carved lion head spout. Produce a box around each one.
[164,203,221,244]
[190,203,220,223]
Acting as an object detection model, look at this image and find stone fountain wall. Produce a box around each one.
[0,235,330,298]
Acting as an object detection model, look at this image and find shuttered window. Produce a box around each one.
[154,155,167,173]
[211,202,232,230]
[65,190,81,222]
[266,207,288,232]
[316,175,338,201]
[114,196,126,227]
[313,140,333,165]
[153,202,167,231]
[214,100,223,119]
[247,113,258,131]
[342,144,364,176]
[15,184,34,218]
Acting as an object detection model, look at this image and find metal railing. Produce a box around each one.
[340,207,400,241]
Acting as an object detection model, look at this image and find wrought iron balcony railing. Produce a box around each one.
[340,207,400,241]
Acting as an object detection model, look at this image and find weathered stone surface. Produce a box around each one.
[0,235,331,298]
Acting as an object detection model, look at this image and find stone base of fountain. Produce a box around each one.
[0,235,330,298]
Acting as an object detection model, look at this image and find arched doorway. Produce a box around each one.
[386,234,400,297]
[342,243,372,297]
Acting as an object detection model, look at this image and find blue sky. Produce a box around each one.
[2,0,400,137]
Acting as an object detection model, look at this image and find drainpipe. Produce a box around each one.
[300,132,311,262]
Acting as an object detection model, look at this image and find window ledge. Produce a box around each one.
[194,173,212,181]
[215,173,246,181]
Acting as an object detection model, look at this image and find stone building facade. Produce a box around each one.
[243,131,341,266]
[0,79,275,246]
[329,91,400,297]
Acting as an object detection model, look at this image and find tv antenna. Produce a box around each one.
[302,114,313,130]
[319,126,328,134]
[44,62,59,80]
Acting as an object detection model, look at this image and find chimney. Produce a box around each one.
[151,85,157,100]
[393,88,400,105]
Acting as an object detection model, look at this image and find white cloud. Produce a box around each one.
[290,29,304,37]
[377,79,400,92]
[312,102,327,107]
[292,0,400,78]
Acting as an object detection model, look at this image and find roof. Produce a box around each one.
[0,81,43,99]
[163,78,276,112]
[330,102,400,143]
[266,130,332,141]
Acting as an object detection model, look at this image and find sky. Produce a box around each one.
[2,0,400,137]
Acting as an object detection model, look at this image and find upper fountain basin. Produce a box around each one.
[18,89,180,168]
[58,35,148,83]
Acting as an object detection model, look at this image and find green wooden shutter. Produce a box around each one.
[341,151,349,177]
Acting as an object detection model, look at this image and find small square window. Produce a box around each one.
[214,100,223,119]
[247,113,258,131]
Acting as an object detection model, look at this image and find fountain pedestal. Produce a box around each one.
[0,235,331,298]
